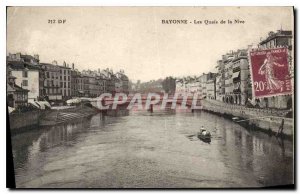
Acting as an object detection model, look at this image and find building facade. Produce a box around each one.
[40,62,62,102]
[7,53,130,101]
[59,62,72,100]
[7,61,40,102]
[212,29,293,110]
[206,79,216,100]
[7,71,29,108]
[115,70,129,94]
[223,52,234,103]
[231,49,250,105]
[215,60,225,101]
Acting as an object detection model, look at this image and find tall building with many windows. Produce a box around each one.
[7,53,131,101]
[215,60,225,101]
[40,62,62,102]
[59,61,72,100]
[231,49,250,105]
[7,61,40,101]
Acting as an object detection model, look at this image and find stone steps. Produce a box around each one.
[56,112,93,123]
[39,107,98,126]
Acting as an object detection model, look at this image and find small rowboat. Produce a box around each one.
[197,129,211,142]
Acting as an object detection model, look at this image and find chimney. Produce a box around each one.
[98,68,100,73]
[268,31,275,37]
[16,53,21,60]
[52,60,58,65]
[247,45,253,50]
[63,61,66,67]
[72,63,75,70]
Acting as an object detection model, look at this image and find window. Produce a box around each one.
[22,80,28,86]
[17,94,22,100]
[22,71,28,78]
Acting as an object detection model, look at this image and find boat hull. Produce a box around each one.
[197,132,211,143]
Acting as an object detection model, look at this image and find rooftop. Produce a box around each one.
[259,30,292,45]
[7,82,29,92]
[7,61,40,71]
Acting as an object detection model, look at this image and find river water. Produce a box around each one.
[11,106,294,188]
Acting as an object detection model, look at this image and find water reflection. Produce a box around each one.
[11,106,293,188]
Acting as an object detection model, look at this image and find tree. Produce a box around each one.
[162,76,176,94]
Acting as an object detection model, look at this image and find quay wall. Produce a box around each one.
[9,105,98,131]
[9,111,41,131]
[201,100,294,136]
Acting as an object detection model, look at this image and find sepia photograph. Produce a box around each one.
[6,6,294,188]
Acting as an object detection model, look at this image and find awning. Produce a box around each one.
[29,101,51,109]
[80,97,93,102]
[216,76,221,83]
[29,101,40,109]
[232,72,240,79]
[8,106,15,114]
[66,98,81,105]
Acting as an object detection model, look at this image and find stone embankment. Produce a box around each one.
[201,99,293,136]
[9,105,99,131]
[39,106,98,126]
[9,110,41,130]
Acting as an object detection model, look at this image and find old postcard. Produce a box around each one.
[6,7,294,188]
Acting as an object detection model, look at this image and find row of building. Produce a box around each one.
[176,73,217,99]
[7,53,129,108]
[176,29,293,109]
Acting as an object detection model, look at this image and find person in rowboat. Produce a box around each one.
[200,126,207,135]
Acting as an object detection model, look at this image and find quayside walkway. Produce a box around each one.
[202,99,293,136]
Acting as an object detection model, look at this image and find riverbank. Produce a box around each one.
[39,105,99,126]
[8,105,99,132]
[8,110,41,131]
[201,99,294,137]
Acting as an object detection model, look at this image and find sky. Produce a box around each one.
[7,7,293,82]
